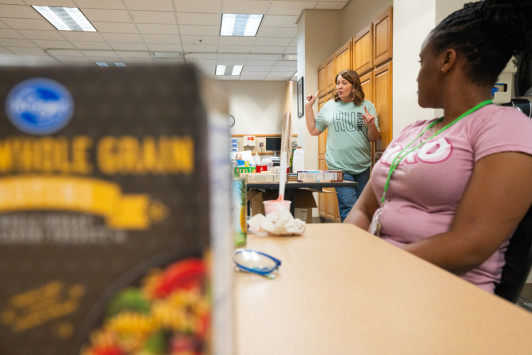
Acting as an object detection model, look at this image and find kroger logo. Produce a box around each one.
[5,78,74,135]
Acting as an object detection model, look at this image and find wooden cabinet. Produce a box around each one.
[318,63,327,98]
[326,55,335,93]
[373,7,393,67]
[352,25,373,75]
[335,40,352,76]
[316,5,393,221]
[373,61,393,154]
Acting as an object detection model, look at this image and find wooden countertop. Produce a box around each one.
[235,224,532,355]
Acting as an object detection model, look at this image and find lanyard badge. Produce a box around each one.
[370,100,492,237]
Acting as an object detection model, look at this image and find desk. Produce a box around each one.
[247,180,357,215]
[235,224,532,355]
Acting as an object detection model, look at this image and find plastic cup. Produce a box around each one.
[263,200,291,215]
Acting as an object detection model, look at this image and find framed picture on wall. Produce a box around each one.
[297,77,304,118]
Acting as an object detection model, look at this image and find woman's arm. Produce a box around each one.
[344,180,380,230]
[403,152,532,274]
[363,106,381,142]
[305,91,322,136]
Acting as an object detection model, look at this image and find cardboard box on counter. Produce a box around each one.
[297,170,344,182]
[247,190,316,223]
[240,172,280,183]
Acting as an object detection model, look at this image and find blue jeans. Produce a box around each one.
[335,168,370,222]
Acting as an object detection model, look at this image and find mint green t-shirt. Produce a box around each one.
[315,99,379,174]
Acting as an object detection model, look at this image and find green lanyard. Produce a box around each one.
[380,99,492,205]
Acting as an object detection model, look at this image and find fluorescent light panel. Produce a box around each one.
[33,6,96,32]
[216,65,243,76]
[220,14,263,36]
[96,62,126,67]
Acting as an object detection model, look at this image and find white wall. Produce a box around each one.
[224,80,294,135]
[297,10,343,170]
[392,0,468,135]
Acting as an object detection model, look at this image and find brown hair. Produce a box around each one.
[333,69,365,106]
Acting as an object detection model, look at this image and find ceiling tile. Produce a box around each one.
[315,1,347,10]
[46,49,83,56]
[0,28,25,39]
[100,33,143,43]
[18,29,65,41]
[110,42,147,50]
[74,0,126,10]
[173,0,222,13]
[268,1,317,16]
[218,45,252,54]
[252,45,288,54]
[222,0,270,14]
[261,15,298,27]
[179,25,219,36]
[28,0,76,7]
[130,11,176,24]
[0,4,42,18]
[82,9,131,23]
[136,24,178,35]
[176,13,220,26]
[254,36,291,46]
[2,18,54,30]
[258,27,297,37]
[93,22,138,34]
[5,46,44,55]
[32,39,76,49]
[123,0,173,11]
[182,44,217,53]
[181,35,218,45]
[141,33,180,44]
[145,43,181,51]
[73,40,113,50]
[0,38,36,47]
[218,36,255,46]
[60,31,105,42]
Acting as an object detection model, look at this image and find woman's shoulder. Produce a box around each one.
[469,104,532,130]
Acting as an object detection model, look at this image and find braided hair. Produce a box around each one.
[428,0,532,87]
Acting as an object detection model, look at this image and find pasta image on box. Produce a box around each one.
[0,64,234,355]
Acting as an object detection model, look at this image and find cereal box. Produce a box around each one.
[0,64,233,355]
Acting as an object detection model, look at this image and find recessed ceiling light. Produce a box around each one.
[32,6,96,32]
[216,65,244,76]
[220,14,263,36]
[96,62,126,67]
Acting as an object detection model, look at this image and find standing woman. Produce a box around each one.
[305,69,380,222]
[345,0,532,293]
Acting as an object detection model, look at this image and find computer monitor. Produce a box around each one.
[265,137,282,152]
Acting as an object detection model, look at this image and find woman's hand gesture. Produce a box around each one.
[306,90,319,107]
[363,106,376,126]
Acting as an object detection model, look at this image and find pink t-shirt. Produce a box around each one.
[371,104,532,292]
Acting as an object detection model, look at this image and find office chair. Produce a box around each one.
[494,205,532,302]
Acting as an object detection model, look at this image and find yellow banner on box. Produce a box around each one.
[0,175,156,229]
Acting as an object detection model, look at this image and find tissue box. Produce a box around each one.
[0,64,233,355]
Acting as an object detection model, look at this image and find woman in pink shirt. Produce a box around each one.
[345,0,532,292]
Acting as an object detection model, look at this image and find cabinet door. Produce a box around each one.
[373,7,393,67]
[326,55,335,93]
[318,62,327,98]
[360,70,376,166]
[335,40,352,76]
[359,70,373,103]
[353,25,373,75]
[373,61,393,154]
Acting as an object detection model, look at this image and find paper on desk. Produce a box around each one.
[248,209,305,236]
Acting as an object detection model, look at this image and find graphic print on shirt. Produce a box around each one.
[333,111,364,132]
[380,137,453,166]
